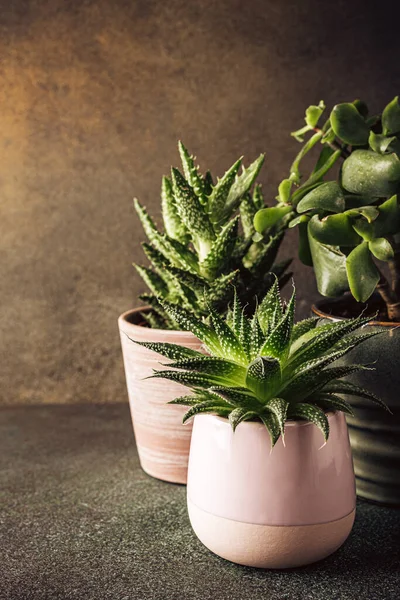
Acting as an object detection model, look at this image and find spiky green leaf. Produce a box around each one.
[171,168,215,242]
[161,176,189,243]
[178,141,207,204]
[288,403,330,441]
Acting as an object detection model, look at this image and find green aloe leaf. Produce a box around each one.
[208,158,242,224]
[229,409,258,431]
[257,277,283,335]
[160,300,220,353]
[239,195,257,239]
[224,154,265,216]
[291,317,319,343]
[151,369,230,389]
[134,264,169,297]
[246,357,281,401]
[346,242,380,302]
[182,402,232,423]
[368,238,394,261]
[266,397,289,435]
[161,176,189,243]
[210,387,262,409]
[297,182,345,214]
[209,307,248,364]
[166,357,246,386]
[382,96,400,136]
[168,395,204,407]
[313,393,355,416]
[330,103,370,146]
[324,380,390,412]
[288,403,330,441]
[171,167,215,244]
[259,288,295,360]
[259,413,281,447]
[250,312,265,360]
[178,141,207,205]
[205,270,239,307]
[341,150,400,198]
[200,216,239,277]
[129,340,202,361]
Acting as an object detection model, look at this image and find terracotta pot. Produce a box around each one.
[313,296,400,506]
[187,413,356,569]
[118,307,202,484]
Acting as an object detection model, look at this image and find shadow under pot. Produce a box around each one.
[187,413,356,569]
[118,306,202,485]
[313,295,400,506]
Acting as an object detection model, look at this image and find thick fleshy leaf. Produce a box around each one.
[259,288,295,360]
[266,398,289,435]
[151,370,229,389]
[209,307,247,364]
[160,301,220,353]
[200,217,239,277]
[178,141,207,204]
[284,365,370,401]
[134,264,168,297]
[207,159,242,224]
[293,151,341,197]
[171,168,215,242]
[341,150,400,198]
[229,408,257,431]
[250,312,265,360]
[291,317,319,344]
[288,314,372,367]
[257,277,283,335]
[129,340,202,361]
[298,220,313,266]
[331,328,383,353]
[305,101,326,127]
[330,103,370,146]
[346,242,380,303]
[225,155,265,216]
[288,403,330,441]
[278,179,293,204]
[369,238,394,261]
[210,387,262,409]
[259,413,281,447]
[166,357,246,386]
[308,227,349,298]
[239,195,257,239]
[297,182,345,214]
[246,356,281,401]
[205,270,239,307]
[308,214,360,247]
[161,176,189,243]
[182,402,232,423]
[313,393,355,416]
[382,96,400,136]
[368,131,400,155]
[254,205,292,233]
[324,380,390,412]
[169,395,207,407]
[373,196,400,237]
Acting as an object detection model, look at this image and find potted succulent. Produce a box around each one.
[119,142,290,484]
[143,281,387,568]
[254,98,400,505]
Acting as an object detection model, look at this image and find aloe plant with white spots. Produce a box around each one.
[133,142,291,328]
[132,280,388,445]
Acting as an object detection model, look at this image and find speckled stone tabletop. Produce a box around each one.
[1,404,399,600]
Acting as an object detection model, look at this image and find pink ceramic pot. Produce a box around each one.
[187,412,356,568]
[118,307,202,484]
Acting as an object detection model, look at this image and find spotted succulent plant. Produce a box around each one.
[133,142,290,329]
[133,280,388,445]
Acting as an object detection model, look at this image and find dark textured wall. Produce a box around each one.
[1,0,400,405]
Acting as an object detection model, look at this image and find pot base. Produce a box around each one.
[188,499,355,569]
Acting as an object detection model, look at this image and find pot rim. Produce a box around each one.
[312,299,399,328]
[118,305,197,337]
[198,412,336,429]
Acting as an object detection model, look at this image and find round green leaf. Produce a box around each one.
[341,150,400,197]
[297,181,345,214]
[369,237,394,261]
[308,226,349,297]
[330,103,370,146]
[373,195,400,237]
[346,242,380,302]
[382,96,400,136]
[254,205,292,233]
[308,214,361,246]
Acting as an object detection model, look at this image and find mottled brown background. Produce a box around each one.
[1,0,399,405]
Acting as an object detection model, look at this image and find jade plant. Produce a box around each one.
[132,280,387,445]
[134,142,291,329]
[254,98,400,320]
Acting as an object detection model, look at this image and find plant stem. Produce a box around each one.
[313,127,351,158]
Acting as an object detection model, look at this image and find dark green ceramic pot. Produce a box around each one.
[313,295,400,506]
